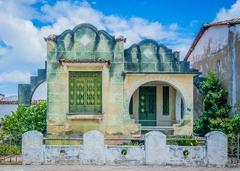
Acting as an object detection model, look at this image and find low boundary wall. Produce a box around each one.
[22,130,227,166]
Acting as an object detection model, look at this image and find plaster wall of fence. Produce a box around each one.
[22,130,227,166]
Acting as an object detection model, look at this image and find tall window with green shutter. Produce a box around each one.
[162,86,169,115]
[69,71,102,114]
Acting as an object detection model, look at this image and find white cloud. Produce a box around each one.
[0,0,193,95]
[169,23,180,31]
[0,71,30,83]
[0,0,39,20]
[0,13,45,66]
[215,0,240,21]
[37,1,184,48]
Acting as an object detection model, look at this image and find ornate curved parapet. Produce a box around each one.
[45,23,116,62]
[124,39,196,73]
[18,62,47,105]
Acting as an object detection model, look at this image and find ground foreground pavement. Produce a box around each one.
[0,165,239,171]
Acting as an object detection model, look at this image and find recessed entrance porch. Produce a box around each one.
[129,81,184,132]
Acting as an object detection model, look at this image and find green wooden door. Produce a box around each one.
[69,71,102,114]
[139,86,156,126]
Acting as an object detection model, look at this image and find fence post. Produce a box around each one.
[205,131,228,166]
[83,130,105,165]
[22,130,44,164]
[145,131,169,165]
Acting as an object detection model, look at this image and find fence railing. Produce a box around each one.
[0,138,22,165]
[167,136,206,146]
[42,135,207,147]
[228,134,240,166]
[43,136,145,146]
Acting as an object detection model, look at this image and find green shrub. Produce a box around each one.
[0,101,47,142]
[0,144,21,157]
[122,140,144,146]
[194,72,240,136]
[166,135,201,146]
[193,72,231,136]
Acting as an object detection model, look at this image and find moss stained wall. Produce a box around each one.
[46,23,197,136]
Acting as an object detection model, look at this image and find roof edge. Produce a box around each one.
[184,18,240,61]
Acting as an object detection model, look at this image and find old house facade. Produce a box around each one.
[185,18,240,113]
[45,23,198,136]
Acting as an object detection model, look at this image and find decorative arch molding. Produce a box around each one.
[123,74,194,118]
[18,62,47,105]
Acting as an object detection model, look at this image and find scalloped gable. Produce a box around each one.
[45,23,197,73]
[125,39,178,63]
[124,39,193,72]
[49,23,116,61]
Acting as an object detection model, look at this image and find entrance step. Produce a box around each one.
[104,135,144,145]
[141,126,174,135]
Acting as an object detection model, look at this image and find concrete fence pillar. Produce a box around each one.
[145,131,169,165]
[22,130,44,164]
[205,131,228,166]
[83,130,105,164]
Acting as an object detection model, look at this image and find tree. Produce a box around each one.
[0,101,47,142]
[194,72,231,136]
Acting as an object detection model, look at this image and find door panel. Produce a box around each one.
[139,86,156,126]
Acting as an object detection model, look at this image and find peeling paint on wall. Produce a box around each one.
[189,23,240,114]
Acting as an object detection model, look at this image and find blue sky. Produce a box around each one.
[0,0,240,97]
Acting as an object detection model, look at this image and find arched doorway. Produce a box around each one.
[128,81,185,128]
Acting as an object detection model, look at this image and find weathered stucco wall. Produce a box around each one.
[46,24,136,135]
[46,23,197,136]
[0,104,18,119]
[189,24,240,113]
[22,130,228,166]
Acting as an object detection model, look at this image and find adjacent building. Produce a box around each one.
[44,23,198,136]
[0,95,18,120]
[185,18,240,113]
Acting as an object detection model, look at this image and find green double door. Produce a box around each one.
[139,86,156,126]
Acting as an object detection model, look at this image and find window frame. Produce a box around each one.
[68,71,102,115]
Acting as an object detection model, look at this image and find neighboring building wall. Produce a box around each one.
[0,103,18,120]
[188,24,240,113]
[193,85,204,121]
[0,94,4,100]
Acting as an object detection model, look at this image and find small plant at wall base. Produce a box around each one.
[193,72,240,136]
[183,149,190,157]
[121,149,128,156]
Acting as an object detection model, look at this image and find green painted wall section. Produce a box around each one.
[124,39,194,72]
